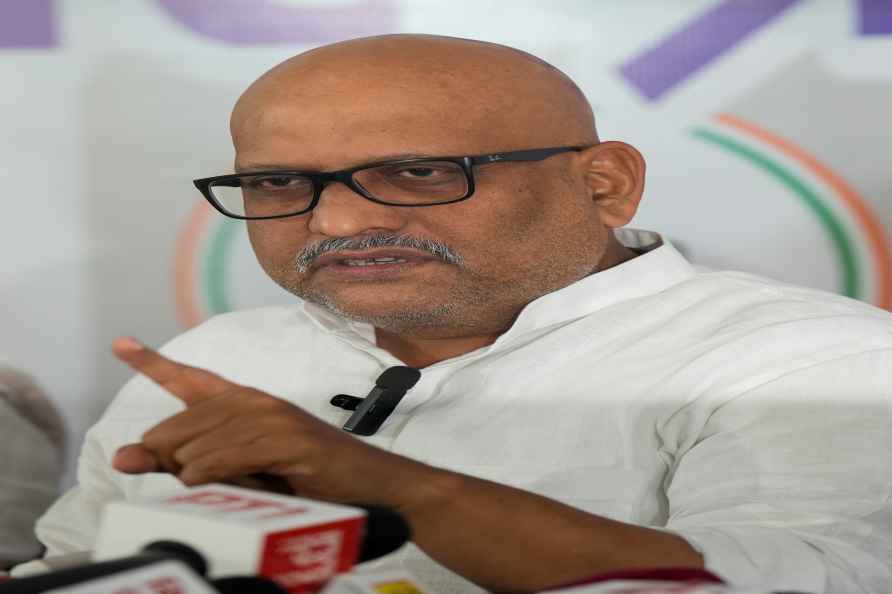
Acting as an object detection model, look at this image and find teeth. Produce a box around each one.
[343,257,408,267]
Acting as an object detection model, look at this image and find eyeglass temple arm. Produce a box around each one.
[469,146,584,165]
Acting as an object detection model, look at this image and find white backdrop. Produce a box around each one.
[2,0,890,484]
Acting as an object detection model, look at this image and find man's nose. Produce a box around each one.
[307,181,408,237]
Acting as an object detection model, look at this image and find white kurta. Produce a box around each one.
[30,230,892,593]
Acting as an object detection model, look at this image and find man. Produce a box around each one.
[31,35,892,593]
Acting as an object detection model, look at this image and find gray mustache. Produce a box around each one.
[294,233,464,272]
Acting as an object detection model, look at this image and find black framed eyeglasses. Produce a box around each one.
[193,146,586,220]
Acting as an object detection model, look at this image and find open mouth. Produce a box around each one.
[340,257,409,267]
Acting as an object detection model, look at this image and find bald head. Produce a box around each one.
[231,34,597,164]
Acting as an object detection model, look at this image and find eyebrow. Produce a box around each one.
[234,152,436,173]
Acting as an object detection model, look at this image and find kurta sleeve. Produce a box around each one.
[33,421,131,556]
[663,349,892,593]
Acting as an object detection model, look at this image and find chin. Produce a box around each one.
[318,295,457,329]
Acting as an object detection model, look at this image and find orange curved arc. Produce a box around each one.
[716,113,892,310]
[173,201,214,328]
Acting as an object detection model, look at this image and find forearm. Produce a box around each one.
[394,466,703,592]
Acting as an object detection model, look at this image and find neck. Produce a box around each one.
[595,234,639,272]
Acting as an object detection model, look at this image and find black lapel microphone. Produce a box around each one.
[330,366,421,436]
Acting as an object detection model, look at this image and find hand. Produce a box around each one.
[110,336,431,508]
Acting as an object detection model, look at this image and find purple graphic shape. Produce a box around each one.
[156,0,397,45]
[0,0,57,48]
[619,0,803,101]
[860,0,892,34]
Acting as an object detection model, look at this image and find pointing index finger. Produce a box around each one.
[112,336,235,406]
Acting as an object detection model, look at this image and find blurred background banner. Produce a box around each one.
[1,0,890,483]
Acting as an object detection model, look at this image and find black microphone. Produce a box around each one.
[212,576,290,593]
[331,367,421,436]
[357,505,412,561]
[0,541,206,594]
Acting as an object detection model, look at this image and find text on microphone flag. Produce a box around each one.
[164,489,312,521]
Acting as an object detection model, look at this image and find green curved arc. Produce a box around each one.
[691,128,860,299]
[202,217,239,315]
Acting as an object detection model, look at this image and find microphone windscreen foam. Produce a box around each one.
[358,507,412,562]
[374,367,421,391]
[142,541,207,576]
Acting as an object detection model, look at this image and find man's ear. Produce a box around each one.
[578,141,645,229]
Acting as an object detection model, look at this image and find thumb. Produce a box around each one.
[113,443,162,474]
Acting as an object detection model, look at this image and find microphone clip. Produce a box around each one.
[330,394,363,411]
[329,366,421,436]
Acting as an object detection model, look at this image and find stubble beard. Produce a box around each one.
[278,270,505,336]
[271,228,610,338]
[314,291,462,333]
[275,253,592,338]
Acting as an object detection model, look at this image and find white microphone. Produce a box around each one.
[92,484,410,594]
[41,559,217,594]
